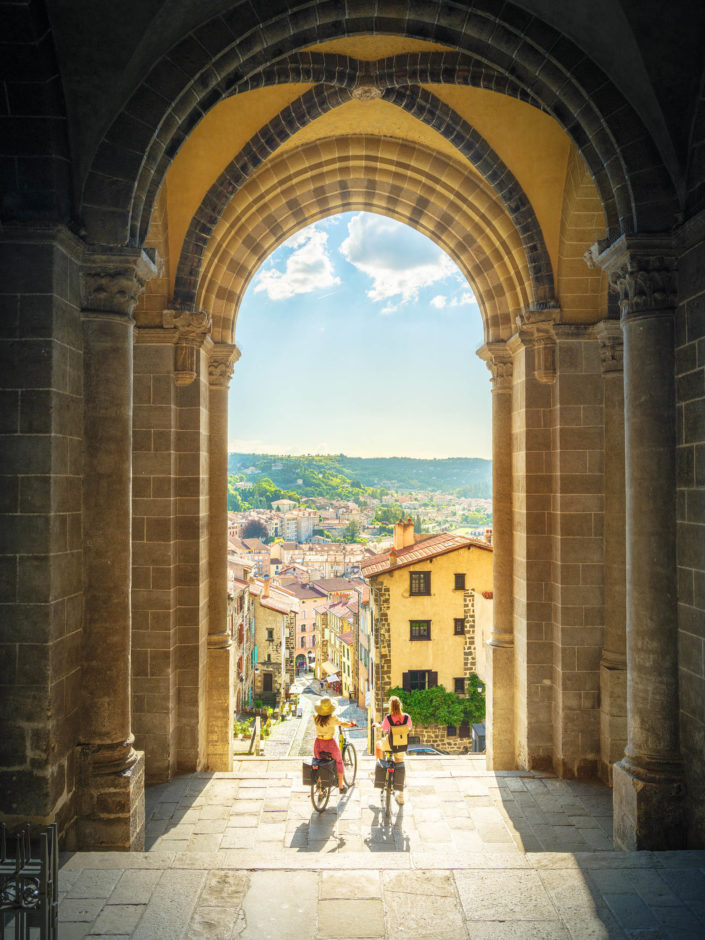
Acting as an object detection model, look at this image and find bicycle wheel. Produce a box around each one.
[342,742,357,786]
[310,777,330,813]
[384,779,392,818]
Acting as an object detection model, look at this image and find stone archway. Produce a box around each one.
[3,1,701,856]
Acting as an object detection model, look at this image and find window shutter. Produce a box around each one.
[402,671,410,691]
[429,671,438,688]
[459,721,470,738]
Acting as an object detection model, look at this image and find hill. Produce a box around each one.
[228,453,492,501]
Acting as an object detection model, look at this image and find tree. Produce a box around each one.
[241,519,268,541]
[342,519,361,542]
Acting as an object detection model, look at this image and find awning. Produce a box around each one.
[321,661,337,675]
[326,674,339,683]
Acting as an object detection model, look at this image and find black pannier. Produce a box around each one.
[302,756,337,786]
[393,762,406,790]
[374,758,396,789]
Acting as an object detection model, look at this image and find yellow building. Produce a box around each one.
[362,521,493,722]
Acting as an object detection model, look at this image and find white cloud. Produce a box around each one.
[340,214,457,307]
[450,290,476,307]
[430,295,447,309]
[253,227,340,301]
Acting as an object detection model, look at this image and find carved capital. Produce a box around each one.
[588,235,677,321]
[594,320,624,374]
[208,343,241,388]
[163,308,212,344]
[81,248,159,317]
[477,342,513,391]
[163,308,212,386]
[516,306,559,384]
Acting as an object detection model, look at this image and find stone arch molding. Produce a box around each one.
[187,135,533,347]
[172,81,555,315]
[81,2,680,250]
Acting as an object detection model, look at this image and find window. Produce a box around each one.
[409,570,431,595]
[300,638,306,648]
[454,618,465,635]
[409,620,431,641]
[447,725,457,737]
[409,670,428,691]
[403,670,438,691]
[267,629,274,642]
[454,677,466,694]
[454,573,466,590]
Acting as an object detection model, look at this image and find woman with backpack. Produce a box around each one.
[313,696,356,794]
[375,695,412,804]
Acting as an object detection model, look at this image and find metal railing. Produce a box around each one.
[0,823,58,939]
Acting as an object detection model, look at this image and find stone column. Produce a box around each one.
[478,342,515,769]
[593,235,685,850]
[78,248,157,850]
[206,343,240,771]
[595,320,627,785]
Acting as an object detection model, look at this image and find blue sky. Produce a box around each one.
[228,212,491,459]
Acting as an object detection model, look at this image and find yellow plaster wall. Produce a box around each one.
[165,84,314,281]
[384,545,493,691]
[159,31,599,318]
[474,592,494,685]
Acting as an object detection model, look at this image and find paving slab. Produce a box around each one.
[57,757,705,938]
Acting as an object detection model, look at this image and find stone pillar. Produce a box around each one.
[478,342,515,769]
[508,321,555,772]
[595,320,627,785]
[205,343,240,771]
[78,248,156,850]
[593,235,685,850]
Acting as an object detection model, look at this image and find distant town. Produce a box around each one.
[227,453,494,752]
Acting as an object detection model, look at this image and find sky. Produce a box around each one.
[228,212,492,459]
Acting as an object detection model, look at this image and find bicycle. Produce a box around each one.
[378,745,396,819]
[310,724,357,813]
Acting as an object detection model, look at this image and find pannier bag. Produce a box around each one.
[374,758,396,789]
[392,761,406,790]
[302,756,337,786]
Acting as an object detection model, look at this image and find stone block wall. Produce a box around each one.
[411,724,476,754]
[174,348,210,772]
[676,212,705,846]
[510,337,554,771]
[0,228,84,840]
[132,338,178,784]
[550,328,604,778]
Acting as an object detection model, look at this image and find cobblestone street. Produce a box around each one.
[258,676,370,759]
[58,754,705,938]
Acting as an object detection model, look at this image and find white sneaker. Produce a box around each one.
[395,791,404,805]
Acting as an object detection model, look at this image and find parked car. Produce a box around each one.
[406,745,447,755]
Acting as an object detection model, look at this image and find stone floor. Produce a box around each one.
[58,756,705,938]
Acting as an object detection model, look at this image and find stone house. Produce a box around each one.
[361,521,493,722]
[249,578,297,705]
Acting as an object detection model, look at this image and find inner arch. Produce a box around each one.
[191,137,533,345]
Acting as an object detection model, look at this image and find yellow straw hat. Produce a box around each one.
[314,696,337,716]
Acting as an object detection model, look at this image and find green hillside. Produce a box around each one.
[227,453,492,505]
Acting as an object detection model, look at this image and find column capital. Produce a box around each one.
[163,308,212,385]
[594,319,624,373]
[585,234,677,322]
[515,305,560,384]
[477,341,513,391]
[80,247,159,316]
[208,343,241,388]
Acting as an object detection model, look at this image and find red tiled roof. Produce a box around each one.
[339,630,354,645]
[360,533,492,577]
